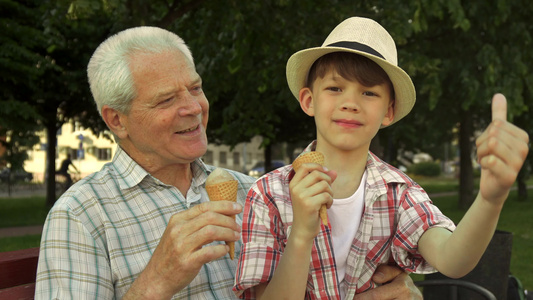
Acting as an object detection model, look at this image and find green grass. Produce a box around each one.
[413,176,461,194]
[1,181,532,291]
[0,235,42,252]
[0,196,47,252]
[0,196,49,227]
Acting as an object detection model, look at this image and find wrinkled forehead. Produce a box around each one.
[129,50,201,97]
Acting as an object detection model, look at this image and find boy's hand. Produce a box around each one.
[289,163,336,242]
[475,93,529,205]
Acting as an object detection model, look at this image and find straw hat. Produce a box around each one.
[286,17,416,126]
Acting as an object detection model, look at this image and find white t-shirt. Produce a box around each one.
[328,171,367,299]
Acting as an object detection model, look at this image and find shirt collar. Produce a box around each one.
[366,152,411,186]
[191,158,213,187]
[111,147,151,191]
[299,140,411,194]
[111,146,213,191]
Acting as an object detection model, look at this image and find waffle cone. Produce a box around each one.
[206,180,238,202]
[206,180,238,259]
[292,151,325,171]
[292,151,328,227]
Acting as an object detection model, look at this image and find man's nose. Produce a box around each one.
[178,94,203,116]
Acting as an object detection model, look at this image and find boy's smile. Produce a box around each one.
[333,118,364,129]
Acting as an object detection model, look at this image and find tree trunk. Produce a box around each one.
[264,143,273,173]
[45,121,57,208]
[6,168,12,196]
[458,110,474,209]
[517,167,528,201]
[514,113,530,202]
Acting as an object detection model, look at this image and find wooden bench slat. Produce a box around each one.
[0,247,39,290]
[0,283,36,300]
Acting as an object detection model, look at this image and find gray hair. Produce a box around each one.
[87,26,194,116]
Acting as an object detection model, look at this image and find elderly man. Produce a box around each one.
[35,26,421,299]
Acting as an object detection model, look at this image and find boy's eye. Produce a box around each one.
[326,86,342,92]
[363,91,377,96]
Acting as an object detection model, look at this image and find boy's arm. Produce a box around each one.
[418,94,529,278]
[255,163,335,299]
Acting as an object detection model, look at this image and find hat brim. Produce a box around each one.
[286,47,415,126]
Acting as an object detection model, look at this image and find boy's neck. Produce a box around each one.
[316,144,368,199]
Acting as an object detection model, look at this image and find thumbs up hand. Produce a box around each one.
[475,94,529,205]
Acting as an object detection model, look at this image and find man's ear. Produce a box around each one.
[101,105,128,139]
[299,88,315,117]
[381,101,395,126]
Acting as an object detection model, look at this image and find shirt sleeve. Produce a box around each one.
[35,201,113,299]
[233,178,288,299]
[391,186,456,274]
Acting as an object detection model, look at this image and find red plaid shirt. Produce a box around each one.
[234,142,456,299]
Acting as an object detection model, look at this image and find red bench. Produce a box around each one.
[0,247,39,300]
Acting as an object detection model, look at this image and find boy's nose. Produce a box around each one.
[341,103,358,112]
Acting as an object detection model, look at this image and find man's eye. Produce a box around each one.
[158,98,173,106]
[191,86,203,95]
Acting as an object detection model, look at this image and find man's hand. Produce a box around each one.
[353,264,422,300]
[124,200,242,299]
[476,93,529,205]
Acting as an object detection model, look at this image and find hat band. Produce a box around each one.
[326,41,385,60]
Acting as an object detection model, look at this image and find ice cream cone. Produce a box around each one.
[206,168,238,259]
[292,151,328,227]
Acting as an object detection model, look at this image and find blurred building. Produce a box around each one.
[24,122,268,182]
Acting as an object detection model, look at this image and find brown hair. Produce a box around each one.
[305,52,395,101]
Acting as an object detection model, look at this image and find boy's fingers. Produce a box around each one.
[492,93,507,122]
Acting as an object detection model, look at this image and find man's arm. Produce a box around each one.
[124,200,242,299]
[35,205,115,299]
[36,199,242,300]
[418,94,529,278]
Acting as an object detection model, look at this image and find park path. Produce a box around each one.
[0,186,46,238]
[0,225,43,238]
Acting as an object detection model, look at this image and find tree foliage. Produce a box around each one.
[0,0,44,171]
[1,0,532,207]
[397,0,532,206]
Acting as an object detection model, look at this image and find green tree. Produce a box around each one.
[5,0,532,209]
[401,0,532,208]
[0,0,44,192]
[175,1,423,172]
[38,1,114,207]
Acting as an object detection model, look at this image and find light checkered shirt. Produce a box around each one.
[35,147,256,299]
[234,141,456,299]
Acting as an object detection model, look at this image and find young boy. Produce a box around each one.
[234,17,529,299]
